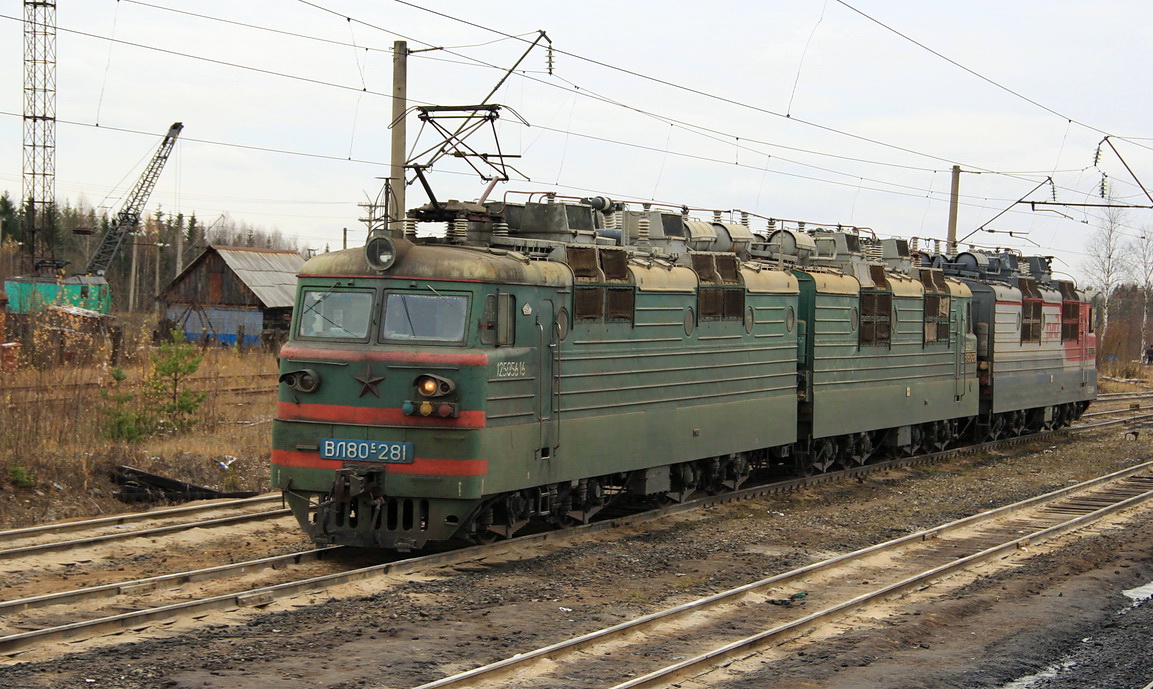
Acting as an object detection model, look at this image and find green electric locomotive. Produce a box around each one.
[272,198,801,549]
[271,196,1093,551]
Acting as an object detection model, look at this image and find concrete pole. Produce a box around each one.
[154,242,161,315]
[390,40,407,234]
[947,164,960,254]
[175,224,184,276]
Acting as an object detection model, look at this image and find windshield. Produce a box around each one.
[297,290,373,340]
[381,292,468,343]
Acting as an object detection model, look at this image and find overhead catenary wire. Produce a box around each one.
[832,0,1152,153]
[0,107,1055,215]
[295,1,1131,209]
[119,0,1026,183]
[1,5,1140,258]
[384,0,1153,164]
[1,7,1109,207]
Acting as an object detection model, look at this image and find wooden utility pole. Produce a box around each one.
[390,40,407,234]
[947,164,961,254]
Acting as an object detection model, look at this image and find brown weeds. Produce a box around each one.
[0,317,278,528]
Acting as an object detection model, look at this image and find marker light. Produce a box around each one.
[414,374,456,398]
[279,368,320,393]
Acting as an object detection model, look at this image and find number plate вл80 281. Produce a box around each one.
[320,438,414,463]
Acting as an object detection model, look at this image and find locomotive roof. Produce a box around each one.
[300,242,572,287]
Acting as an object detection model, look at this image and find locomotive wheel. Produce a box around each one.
[1009,410,1027,436]
[987,414,1005,441]
[474,492,532,542]
[807,438,837,474]
[929,420,950,451]
[702,457,725,494]
[474,530,502,545]
[564,478,605,525]
[848,432,873,465]
[668,462,700,503]
[903,426,923,456]
[722,453,752,490]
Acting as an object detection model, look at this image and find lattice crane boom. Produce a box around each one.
[85,122,183,276]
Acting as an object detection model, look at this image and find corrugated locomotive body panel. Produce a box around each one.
[798,269,978,439]
[555,277,800,477]
[965,282,1097,414]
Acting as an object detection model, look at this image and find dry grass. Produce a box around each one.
[0,317,279,528]
[0,320,1137,531]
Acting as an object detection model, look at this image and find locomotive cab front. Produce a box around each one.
[271,242,569,550]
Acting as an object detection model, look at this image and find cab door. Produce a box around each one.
[536,298,560,459]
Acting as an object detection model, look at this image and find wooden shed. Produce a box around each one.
[163,245,304,347]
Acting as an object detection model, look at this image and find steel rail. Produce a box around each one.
[1098,390,1153,399]
[0,415,1138,657]
[413,464,1153,689]
[0,443,1026,656]
[0,546,343,615]
[609,474,1153,689]
[0,540,480,656]
[0,494,283,544]
[0,508,292,560]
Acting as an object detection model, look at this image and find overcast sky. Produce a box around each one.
[2,0,1151,285]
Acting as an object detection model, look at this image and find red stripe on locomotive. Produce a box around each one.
[271,449,488,475]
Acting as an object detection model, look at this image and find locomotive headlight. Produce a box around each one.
[280,368,321,393]
[415,374,456,398]
[365,235,397,272]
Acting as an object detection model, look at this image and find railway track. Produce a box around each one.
[0,494,286,559]
[413,462,1153,689]
[0,418,1146,661]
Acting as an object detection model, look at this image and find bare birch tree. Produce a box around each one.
[1081,202,1131,341]
[1131,226,1153,359]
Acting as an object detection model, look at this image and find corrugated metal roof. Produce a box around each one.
[213,246,304,308]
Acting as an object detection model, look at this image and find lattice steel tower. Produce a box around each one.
[22,0,57,273]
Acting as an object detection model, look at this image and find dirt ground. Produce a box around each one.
[0,429,1150,689]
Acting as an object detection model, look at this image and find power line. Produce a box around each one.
[357,2,1126,199]
[383,0,1113,169]
[126,0,974,180]
[10,5,1089,204]
[832,0,1153,154]
[0,108,1043,215]
[0,7,1129,248]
